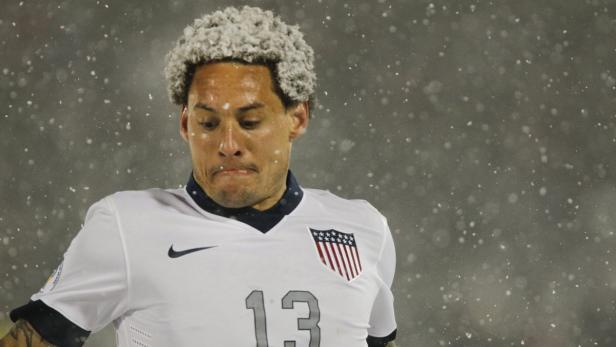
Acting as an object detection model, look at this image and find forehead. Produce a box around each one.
[188,62,278,107]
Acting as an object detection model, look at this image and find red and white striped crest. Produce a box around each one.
[310,228,362,281]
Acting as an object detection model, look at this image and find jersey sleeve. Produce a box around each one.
[27,196,129,333]
[367,216,397,341]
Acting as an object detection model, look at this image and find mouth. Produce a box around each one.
[212,165,258,177]
[218,168,253,176]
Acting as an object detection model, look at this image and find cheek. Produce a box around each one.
[188,133,209,149]
[272,145,289,158]
[187,122,211,144]
[262,135,291,164]
[187,130,216,161]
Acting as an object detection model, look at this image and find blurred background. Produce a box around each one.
[1,0,616,346]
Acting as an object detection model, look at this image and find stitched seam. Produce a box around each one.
[360,199,389,272]
[105,196,133,315]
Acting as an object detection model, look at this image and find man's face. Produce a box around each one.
[180,62,309,210]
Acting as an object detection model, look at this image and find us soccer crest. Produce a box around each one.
[310,228,362,281]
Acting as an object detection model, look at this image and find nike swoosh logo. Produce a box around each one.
[168,245,217,258]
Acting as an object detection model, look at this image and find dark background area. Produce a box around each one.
[1,0,616,346]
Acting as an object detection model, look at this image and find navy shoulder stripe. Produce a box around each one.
[367,329,397,347]
[10,300,90,346]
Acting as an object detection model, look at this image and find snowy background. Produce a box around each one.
[2,0,616,346]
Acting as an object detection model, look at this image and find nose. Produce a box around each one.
[217,122,242,158]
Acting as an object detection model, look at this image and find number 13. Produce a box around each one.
[246,290,321,347]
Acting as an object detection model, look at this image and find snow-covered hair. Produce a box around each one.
[164,6,316,108]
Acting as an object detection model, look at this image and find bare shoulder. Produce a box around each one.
[0,320,56,347]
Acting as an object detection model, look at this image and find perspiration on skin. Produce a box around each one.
[166,6,316,211]
[179,62,309,210]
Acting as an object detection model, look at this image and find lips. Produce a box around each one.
[212,165,257,176]
[218,168,252,175]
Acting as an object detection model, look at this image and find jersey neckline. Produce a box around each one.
[185,170,303,233]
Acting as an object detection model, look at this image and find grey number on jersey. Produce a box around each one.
[245,290,321,347]
[282,290,321,347]
[246,290,269,347]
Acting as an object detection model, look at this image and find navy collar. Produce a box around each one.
[185,170,303,233]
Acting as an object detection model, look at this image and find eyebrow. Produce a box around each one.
[194,102,265,115]
[194,102,216,112]
[238,102,265,113]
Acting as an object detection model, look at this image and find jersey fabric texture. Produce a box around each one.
[11,171,397,346]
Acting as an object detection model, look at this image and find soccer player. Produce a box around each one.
[1,6,397,347]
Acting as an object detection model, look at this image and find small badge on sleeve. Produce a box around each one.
[310,228,363,281]
[38,262,64,294]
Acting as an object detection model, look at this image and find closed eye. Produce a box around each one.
[199,120,219,130]
[240,120,260,129]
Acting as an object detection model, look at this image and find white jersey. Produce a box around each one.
[24,173,396,346]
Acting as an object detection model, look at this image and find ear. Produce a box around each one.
[180,105,189,142]
[288,101,309,141]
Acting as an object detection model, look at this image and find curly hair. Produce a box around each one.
[164,6,316,110]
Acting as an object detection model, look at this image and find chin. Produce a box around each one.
[214,187,258,209]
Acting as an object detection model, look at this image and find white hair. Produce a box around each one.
[164,6,316,106]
